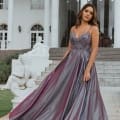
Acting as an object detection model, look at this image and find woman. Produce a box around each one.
[1,3,108,120]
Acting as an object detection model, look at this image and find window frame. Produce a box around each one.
[31,0,44,10]
[0,0,8,10]
[31,24,44,48]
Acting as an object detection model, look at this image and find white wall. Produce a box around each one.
[8,0,44,49]
[0,10,8,24]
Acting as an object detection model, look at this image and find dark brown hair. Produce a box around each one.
[75,3,98,28]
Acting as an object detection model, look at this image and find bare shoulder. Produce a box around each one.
[70,25,76,32]
[91,25,99,33]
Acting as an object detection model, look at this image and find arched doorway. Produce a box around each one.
[0,24,8,50]
[31,24,44,48]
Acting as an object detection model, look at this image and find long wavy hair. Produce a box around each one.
[75,3,98,28]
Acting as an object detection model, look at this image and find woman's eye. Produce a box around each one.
[85,10,88,13]
[90,12,93,15]
[85,9,93,15]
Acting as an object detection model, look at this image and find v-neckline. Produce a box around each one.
[72,31,90,40]
[71,25,91,39]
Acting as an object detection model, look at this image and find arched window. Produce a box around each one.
[0,0,8,9]
[0,24,8,30]
[31,24,44,31]
[31,24,44,48]
[0,24,8,49]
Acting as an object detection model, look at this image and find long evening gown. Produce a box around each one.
[9,30,108,120]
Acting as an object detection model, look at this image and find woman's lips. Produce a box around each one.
[85,16,89,19]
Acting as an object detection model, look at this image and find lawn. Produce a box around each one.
[0,90,14,117]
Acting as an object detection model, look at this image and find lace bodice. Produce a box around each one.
[70,31,91,50]
[69,26,99,52]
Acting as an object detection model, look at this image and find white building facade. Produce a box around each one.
[0,0,44,50]
[0,0,120,50]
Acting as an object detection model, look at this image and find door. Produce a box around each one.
[0,30,7,50]
[31,31,44,48]
[31,24,44,48]
[60,0,80,47]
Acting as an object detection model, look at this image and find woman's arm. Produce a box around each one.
[86,26,99,71]
[83,26,99,81]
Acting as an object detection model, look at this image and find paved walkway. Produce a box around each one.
[100,87,120,120]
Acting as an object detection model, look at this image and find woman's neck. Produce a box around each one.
[81,20,89,26]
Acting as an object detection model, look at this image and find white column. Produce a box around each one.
[76,0,80,12]
[114,0,120,48]
[81,0,87,8]
[8,0,14,42]
[44,0,50,47]
[51,0,59,47]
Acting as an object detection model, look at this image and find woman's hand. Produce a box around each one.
[83,69,91,82]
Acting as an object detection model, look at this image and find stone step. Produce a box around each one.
[35,60,120,87]
[96,61,120,65]
[96,64,120,66]
[100,87,120,120]
[37,75,120,87]
[42,71,120,79]
[96,67,120,70]
[99,78,120,87]
[98,73,120,77]
[46,62,120,74]
[45,69,120,75]
[49,48,120,61]
[51,60,120,67]
[97,70,120,74]
[36,72,120,86]
[50,57,120,61]
[47,66,120,72]
[42,70,120,78]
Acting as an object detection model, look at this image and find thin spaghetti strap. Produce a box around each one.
[87,25,92,34]
[88,25,92,32]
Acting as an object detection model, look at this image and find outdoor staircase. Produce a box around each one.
[37,61,120,87]
[35,47,120,120]
[49,47,120,61]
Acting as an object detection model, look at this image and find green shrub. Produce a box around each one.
[0,61,11,83]
[5,53,19,65]
[0,54,19,83]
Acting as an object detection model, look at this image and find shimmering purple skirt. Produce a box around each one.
[9,49,108,120]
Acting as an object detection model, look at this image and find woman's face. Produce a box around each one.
[82,6,93,22]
